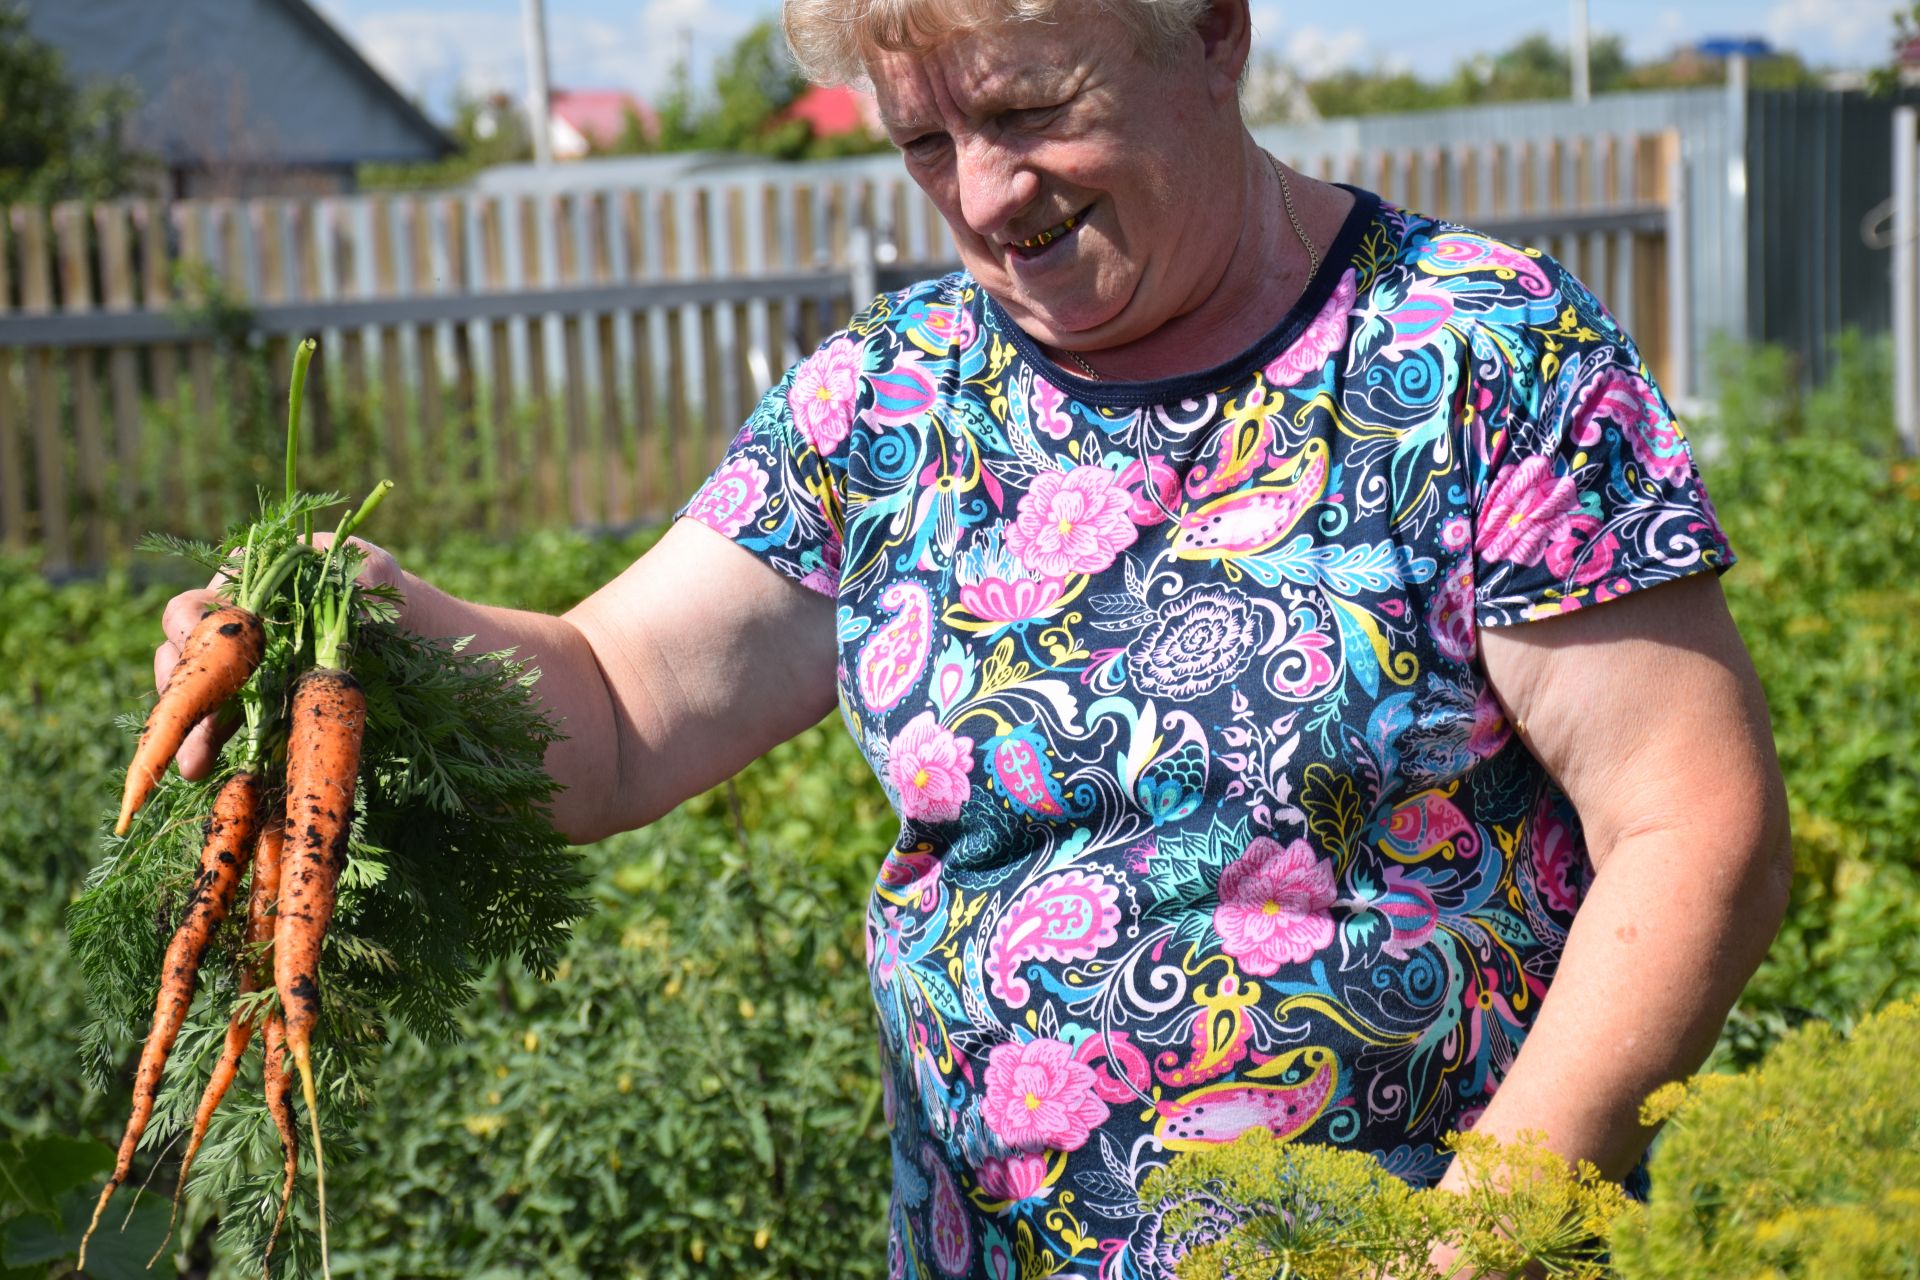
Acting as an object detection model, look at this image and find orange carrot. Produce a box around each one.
[151,813,286,1266]
[81,771,264,1271]
[275,666,366,1279]
[118,606,265,836]
[262,1009,298,1271]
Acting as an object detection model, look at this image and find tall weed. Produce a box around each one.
[1692,333,1920,1063]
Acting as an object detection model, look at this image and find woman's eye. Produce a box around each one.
[902,133,950,160]
[1006,105,1064,130]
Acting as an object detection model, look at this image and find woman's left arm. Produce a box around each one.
[1442,570,1794,1189]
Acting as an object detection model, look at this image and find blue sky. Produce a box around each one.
[310,0,1906,122]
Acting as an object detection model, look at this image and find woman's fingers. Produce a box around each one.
[154,535,408,781]
[308,532,407,600]
[156,587,237,780]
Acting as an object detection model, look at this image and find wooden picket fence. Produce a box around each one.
[1277,129,1690,400]
[0,130,1686,573]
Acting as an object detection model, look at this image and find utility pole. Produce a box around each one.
[1570,0,1592,103]
[522,0,554,166]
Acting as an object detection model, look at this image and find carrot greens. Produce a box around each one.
[67,342,587,1276]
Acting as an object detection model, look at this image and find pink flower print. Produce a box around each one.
[981,1038,1111,1153]
[927,1160,972,1277]
[1544,512,1619,588]
[975,1152,1052,1203]
[788,335,861,456]
[957,574,1068,624]
[1213,836,1337,975]
[1529,793,1586,914]
[1005,465,1138,577]
[1031,377,1074,440]
[1429,557,1476,664]
[1441,515,1472,552]
[1264,268,1357,388]
[1477,455,1580,566]
[1073,1031,1153,1103]
[887,712,974,823]
[1117,454,1182,526]
[1466,686,1511,759]
[1582,369,1692,483]
[684,458,769,538]
[954,525,1067,623]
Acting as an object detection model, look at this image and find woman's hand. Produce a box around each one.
[157,534,405,780]
[154,518,838,843]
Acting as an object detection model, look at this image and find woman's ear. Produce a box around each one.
[1194,0,1254,103]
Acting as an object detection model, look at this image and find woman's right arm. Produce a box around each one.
[160,518,840,844]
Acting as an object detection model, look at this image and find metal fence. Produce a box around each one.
[0,130,1685,572]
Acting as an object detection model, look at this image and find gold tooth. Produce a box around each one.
[1018,214,1079,251]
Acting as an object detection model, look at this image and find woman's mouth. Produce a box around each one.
[1007,205,1094,261]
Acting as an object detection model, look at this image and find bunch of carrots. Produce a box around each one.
[79,342,387,1279]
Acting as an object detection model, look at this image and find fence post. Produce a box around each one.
[1664,132,1693,408]
[1895,106,1919,458]
[848,213,877,313]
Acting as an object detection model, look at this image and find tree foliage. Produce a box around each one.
[619,22,888,161]
[0,3,148,203]
[359,91,533,192]
[1299,29,1819,120]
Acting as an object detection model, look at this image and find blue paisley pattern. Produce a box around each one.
[679,191,1732,1279]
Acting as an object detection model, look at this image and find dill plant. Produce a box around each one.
[1139,1128,1626,1279]
[1609,996,1920,1279]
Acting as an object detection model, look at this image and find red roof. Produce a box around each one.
[783,85,882,138]
[549,89,657,148]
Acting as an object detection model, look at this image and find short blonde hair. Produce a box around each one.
[783,0,1212,88]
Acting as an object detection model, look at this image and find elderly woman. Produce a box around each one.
[162,0,1791,1272]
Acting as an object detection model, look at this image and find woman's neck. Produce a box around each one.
[1051,149,1354,384]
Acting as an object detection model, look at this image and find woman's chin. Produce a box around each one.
[994,282,1137,353]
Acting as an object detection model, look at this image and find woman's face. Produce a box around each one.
[867,1,1248,354]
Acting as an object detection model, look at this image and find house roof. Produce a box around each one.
[783,85,882,139]
[550,89,658,150]
[21,0,452,168]
[263,0,452,157]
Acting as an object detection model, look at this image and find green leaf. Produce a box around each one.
[0,1136,111,1225]
[1,1185,177,1278]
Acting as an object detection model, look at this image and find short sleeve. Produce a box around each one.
[1468,255,1735,626]
[674,330,858,598]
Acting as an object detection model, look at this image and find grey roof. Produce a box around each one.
[22,0,452,168]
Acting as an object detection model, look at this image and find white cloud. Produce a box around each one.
[308,0,752,120]
[1764,0,1898,61]
[1283,26,1377,75]
[1249,5,1376,74]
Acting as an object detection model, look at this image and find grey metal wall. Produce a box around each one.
[1744,89,1920,387]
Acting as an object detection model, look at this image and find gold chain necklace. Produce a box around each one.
[1061,152,1319,382]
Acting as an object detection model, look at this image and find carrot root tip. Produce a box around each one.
[293,1045,331,1280]
[79,1179,118,1272]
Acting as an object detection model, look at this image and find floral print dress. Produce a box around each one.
[679,190,1733,1280]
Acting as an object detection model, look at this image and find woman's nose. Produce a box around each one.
[952,139,1040,240]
